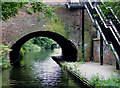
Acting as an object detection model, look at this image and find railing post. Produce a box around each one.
[82,8,84,61]
[116,61,119,70]
[100,34,103,65]
[90,38,94,61]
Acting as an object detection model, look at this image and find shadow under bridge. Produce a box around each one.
[10,31,77,66]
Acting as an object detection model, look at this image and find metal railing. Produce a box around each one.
[66,0,85,9]
[85,1,120,66]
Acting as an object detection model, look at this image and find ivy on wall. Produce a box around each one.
[2,2,58,22]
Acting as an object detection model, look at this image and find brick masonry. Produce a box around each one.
[2,5,82,45]
[1,4,92,47]
[93,39,116,65]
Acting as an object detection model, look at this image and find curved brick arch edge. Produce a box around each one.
[10,31,77,66]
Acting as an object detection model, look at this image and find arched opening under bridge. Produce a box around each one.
[10,31,77,66]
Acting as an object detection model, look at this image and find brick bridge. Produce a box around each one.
[2,4,90,65]
[1,3,116,66]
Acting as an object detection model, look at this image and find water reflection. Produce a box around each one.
[33,55,62,87]
[2,49,82,87]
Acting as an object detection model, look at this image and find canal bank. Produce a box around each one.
[60,61,120,87]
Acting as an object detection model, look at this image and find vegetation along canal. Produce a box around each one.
[2,49,84,87]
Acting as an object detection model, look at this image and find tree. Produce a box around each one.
[104,1,120,20]
[1,2,58,22]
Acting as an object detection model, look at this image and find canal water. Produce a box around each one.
[2,49,83,88]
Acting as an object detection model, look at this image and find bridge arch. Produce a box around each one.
[10,31,77,66]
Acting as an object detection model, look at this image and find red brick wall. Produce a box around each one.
[93,40,100,62]
[93,39,116,65]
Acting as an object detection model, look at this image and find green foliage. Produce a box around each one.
[45,21,68,38]
[37,15,42,21]
[62,62,119,87]
[26,8,33,14]
[99,3,112,18]
[90,74,103,86]
[72,23,76,32]
[93,2,120,22]
[0,44,12,56]
[62,61,84,74]
[2,2,58,22]
[102,2,120,20]
[90,74,119,87]
[20,39,41,57]
[92,14,99,18]
[20,37,54,57]
[0,44,12,69]
[33,37,54,49]
[2,2,27,21]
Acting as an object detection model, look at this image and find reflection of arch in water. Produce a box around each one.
[10,31,77,66]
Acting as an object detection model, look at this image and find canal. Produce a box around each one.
[2,49,83,87]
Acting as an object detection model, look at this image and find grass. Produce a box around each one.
[90,74,119,87]
[61,61,85,77]
[61,61,85,70]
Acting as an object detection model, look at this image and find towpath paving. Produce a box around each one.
[66,62,120,80]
